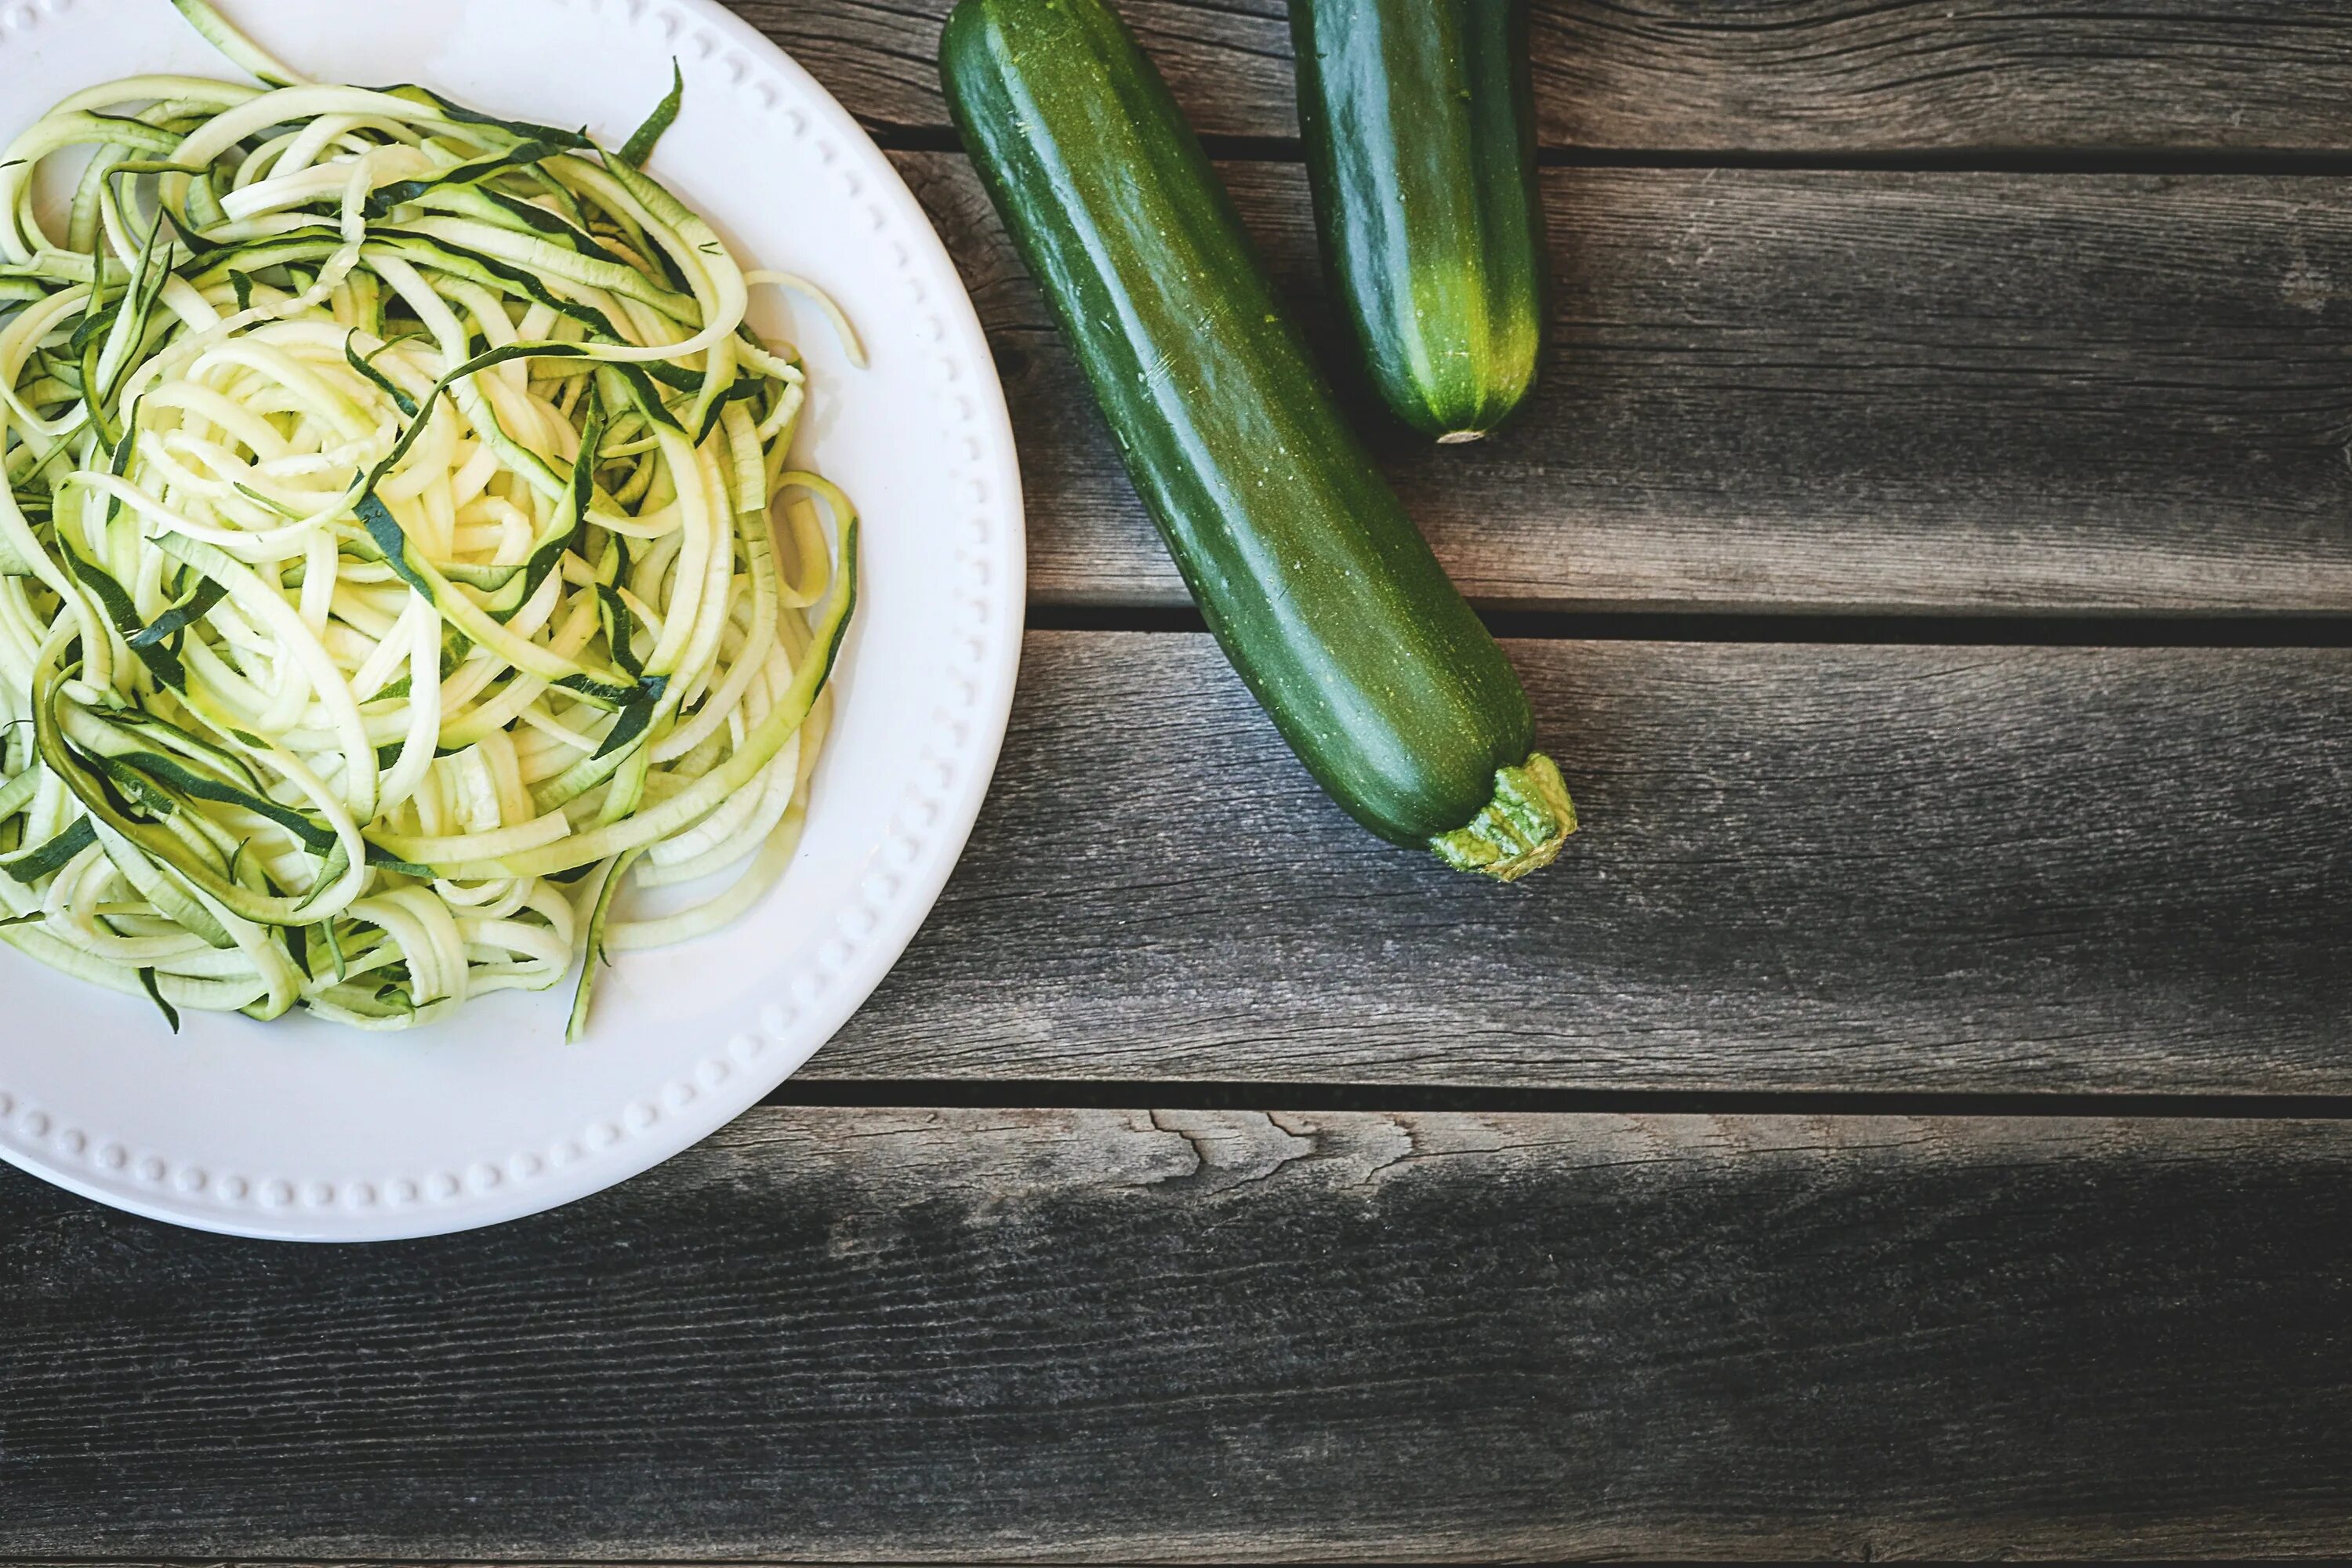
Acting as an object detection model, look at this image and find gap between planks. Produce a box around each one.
[1028,604,2352,648]
[0,1561,940,1568]
[764,1080,2352,1124]
[872,121,2352,180]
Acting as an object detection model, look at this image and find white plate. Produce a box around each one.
[0,0,1025,1239]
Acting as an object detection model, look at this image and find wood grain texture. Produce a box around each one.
[6,1109,2352,1560]
[819,632,2352,1093]
[894,150,2352,614]
[727,0,2352,154]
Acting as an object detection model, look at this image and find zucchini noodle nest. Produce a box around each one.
[0,2,858,1034]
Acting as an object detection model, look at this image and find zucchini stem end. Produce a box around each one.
[1429,753,1577,884]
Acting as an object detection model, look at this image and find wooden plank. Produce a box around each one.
[730,0,2352,154]
[5,1109,2352,1559]
[822,631,2352,1094]
[893,151,2352,614]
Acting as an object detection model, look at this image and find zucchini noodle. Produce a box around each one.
[0,2,857,1036]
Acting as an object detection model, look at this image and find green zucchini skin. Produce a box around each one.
[1289,0,1547,443]
[941,0,1571,867]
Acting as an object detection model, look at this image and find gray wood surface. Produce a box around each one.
[7,1108,2352,1560]
[901,153,2352,615]
[731,0,2352,154]
[821,631,2352,1094]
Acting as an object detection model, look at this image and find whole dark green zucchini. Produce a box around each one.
[941,0,1573,878]
[1289,0,1547,443]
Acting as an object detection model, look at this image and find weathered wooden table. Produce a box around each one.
[8,2,2352,1559]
